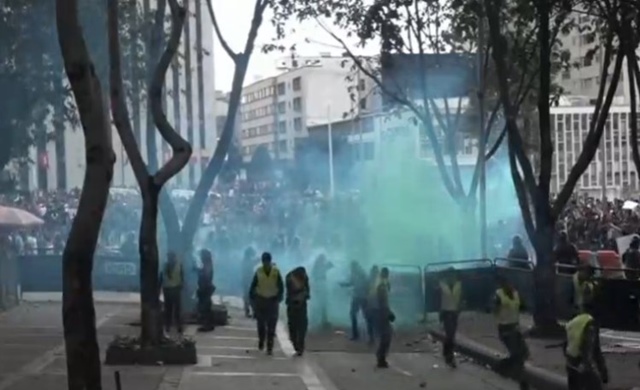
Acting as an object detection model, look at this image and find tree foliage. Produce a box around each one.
[0,0,151,180]
[286,0,569,209]
[483,0,625,331]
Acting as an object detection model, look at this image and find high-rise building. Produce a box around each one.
[550,105,640,199]
[238,54,377,162]
[24,0,217,191]
[556,12,638,105]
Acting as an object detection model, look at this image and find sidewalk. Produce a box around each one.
[428,312,640,390]
[0,300,175,390]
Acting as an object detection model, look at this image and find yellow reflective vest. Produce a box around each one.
[565,313,594,358]
[255,266,280,298]
[495,288,520,325]
[163,262,182,288]
[439,280,462,312]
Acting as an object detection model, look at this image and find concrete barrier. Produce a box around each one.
[428,327,567,390]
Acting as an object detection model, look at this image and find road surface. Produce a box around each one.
[0,294,517,390]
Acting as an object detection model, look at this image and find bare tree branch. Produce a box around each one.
[552,30,623,217]
[205,0,238,60]
[108,0,149,191]
[150,0,193,186]
[315,19,464,200]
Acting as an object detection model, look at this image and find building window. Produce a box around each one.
[277,82,285,95]
[359,98,367,110]
[293,97,302,112]
[358,78,366,91]
[292,77,301,91]
[279,140,287,152]
[278,121,287,133]
[294,117,302,132]
[278,102,286,114]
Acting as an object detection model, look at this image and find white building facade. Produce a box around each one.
[238,54,377,162]
[550,105,640,199]
[22,0,217,192]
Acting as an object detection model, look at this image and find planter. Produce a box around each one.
[105,336,197,366]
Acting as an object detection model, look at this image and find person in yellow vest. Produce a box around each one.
[572,264,596,315]
[563,301,608,389]
[285,266,310,356]
[160,251,184,334]
[375,267,394,368]
[493,274,529,390]
[438,267,462,368]
[249,252,284,355]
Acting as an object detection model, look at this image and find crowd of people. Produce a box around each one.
[3,186,640,259]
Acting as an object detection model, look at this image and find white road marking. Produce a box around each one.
[190,372,299,377]
[275,320,332,390]
[0,309,118,390]
[202,335,258,341]
[601,330,640,342]
[223,325,255,332]
[197,346,270,351]
[196,355,212,367]
[201,354,287,360]
[388,362,413,377]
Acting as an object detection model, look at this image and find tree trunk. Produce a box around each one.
[56,0,115,388]
[530,216,563,337]
[139,177,163,345]
[183,0,195,187]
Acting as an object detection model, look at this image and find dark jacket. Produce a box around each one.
[285,268,310,306]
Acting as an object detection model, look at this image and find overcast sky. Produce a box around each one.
[211,0,367,93]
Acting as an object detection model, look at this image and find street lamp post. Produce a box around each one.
[327,105,335,197]
[478,12,488,258]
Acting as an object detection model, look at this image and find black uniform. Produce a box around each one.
[196,266,215,331]
[285,267,310,356]
[375,270,393,368]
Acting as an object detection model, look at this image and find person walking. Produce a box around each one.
[285,266,310,356]
[374,267,394,368]
[493,274,529,390]
[339,260,370,342]
[563,301,609,390]
[196,249,215,332]
[161,251,184,334]
[249,252,284,355]
[438,267,462,368]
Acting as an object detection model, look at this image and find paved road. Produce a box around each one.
[184,303,517,390]
[0,295,518,390]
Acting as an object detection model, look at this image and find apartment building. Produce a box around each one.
[24,0,217,191]
[238,54,377,162]
[550,105,640,198]
[557,12,638,104]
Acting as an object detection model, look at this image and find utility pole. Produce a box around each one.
[327,105,335,197]
[478,12,488,258]
[273,76,280,160]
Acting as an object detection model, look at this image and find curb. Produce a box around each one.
[427,328,567,390]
